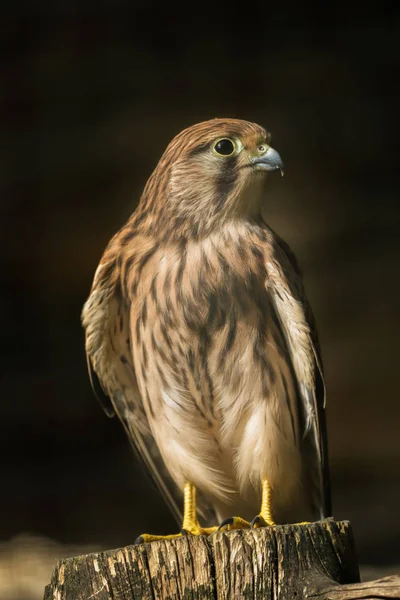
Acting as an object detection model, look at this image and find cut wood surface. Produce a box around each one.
[44,519,400,599]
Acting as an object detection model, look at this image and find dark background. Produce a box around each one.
[2,0,399,578]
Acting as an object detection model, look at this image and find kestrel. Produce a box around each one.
[82,118,331,542]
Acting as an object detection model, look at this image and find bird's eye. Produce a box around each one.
[213,138,236,156]
[258,145,267,153]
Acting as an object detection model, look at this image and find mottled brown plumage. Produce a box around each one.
[82,118,331,529]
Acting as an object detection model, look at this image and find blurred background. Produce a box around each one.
[1,1,399,598]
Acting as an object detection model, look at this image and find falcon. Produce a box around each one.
[82,118,331,542]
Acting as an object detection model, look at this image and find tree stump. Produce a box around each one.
[43,519,400,599]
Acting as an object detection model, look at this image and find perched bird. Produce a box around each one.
[82,118,331,542]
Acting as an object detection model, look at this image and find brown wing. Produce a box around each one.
[82,251,184,525]
[265,227,331,518]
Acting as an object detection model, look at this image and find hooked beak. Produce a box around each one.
[251,147,284,176]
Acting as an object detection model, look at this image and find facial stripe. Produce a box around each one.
[214,155,238,211]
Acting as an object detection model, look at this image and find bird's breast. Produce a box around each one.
[131,235,297,429]
[128,233,302,501]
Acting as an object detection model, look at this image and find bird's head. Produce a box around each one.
[140,118,283,237]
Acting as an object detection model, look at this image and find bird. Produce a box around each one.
[81,118,331,542]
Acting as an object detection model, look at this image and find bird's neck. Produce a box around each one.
[134,173,266,242]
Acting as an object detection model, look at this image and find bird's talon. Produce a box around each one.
[217,516,251,531]
[134,535,145,545]
[180,528,189,536]
[218,517,234,531]
[251,515,267,528]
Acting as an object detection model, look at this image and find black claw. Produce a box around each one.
[134,535,145,545]
[180,528,190,536]
[251,515,267,529]
[218,517,234,531]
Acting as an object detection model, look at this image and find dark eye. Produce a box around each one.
[213,138,236,156]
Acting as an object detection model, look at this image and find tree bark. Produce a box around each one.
[43,519,400,599]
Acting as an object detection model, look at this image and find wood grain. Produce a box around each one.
[43,520,400,599]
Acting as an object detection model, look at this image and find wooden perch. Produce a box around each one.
[44,519,400,599]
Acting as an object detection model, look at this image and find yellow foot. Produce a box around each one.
[218,514,276,532]
[251,514,275,528]
[218,517,251,531]
[182,523,219,536]
[135,482,220,544]
[135,521,218,545]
